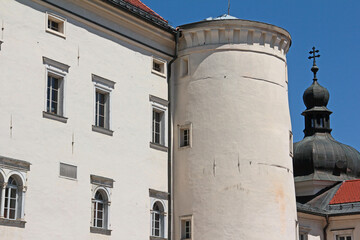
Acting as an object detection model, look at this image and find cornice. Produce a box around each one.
[178,19,291,57]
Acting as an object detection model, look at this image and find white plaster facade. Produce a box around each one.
[0,0,298,239]
[172,19,296,240]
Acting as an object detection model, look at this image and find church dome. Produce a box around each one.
[293,49,360,179]
[303,80,329,109]
[293,133,360,177]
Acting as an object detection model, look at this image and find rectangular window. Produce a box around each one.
[46,74,63,115]
[46,12,66,37]
[152,58,166,77]
[95,91,109,128]
[181,216,192,240]
[179,123,192,148]
[43,57,69,122]
[337,236,352,240]
[92,74,115,135]
[299,233,308,240]
[152,110,164,144]
[59,162,77,179]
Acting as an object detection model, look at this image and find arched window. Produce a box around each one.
[4,176,18,220]
[151,201,165,237]
[92,190,108,229]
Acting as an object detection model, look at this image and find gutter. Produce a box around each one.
[323,215,329,240]
[39,0,175,58]
[167,29,180,240]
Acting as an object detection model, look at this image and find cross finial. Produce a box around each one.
[228,0,230,15]
[308,46,320,81]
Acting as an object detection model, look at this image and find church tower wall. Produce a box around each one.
[172,19,297,240]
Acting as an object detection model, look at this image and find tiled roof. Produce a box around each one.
[122,0,167,22]
[329,180,360,205]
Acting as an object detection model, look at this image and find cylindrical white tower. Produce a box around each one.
[172,17,296,240]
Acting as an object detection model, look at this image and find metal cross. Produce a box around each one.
[308,46,320,65]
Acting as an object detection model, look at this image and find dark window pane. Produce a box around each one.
[9,209,15,219]
[10,199,16,208]
[97,219,102,228]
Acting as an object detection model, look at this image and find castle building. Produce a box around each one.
[293,55,360,240]
[0,0,332,239]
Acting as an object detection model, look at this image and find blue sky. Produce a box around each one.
[142,0,360,150]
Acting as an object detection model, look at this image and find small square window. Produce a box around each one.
[180,216,192,240]
[46,12,66,37]
[152,58,166,77]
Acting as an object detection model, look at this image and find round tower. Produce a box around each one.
[171,16,297,240]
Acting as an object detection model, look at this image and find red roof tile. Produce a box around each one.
[329,180,360,205]
[122,0,167,22]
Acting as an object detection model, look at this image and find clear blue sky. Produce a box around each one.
[142,0,360,150]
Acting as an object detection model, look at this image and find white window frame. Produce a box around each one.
[149,198,167,238]
[43,57,69,122]
[179,123,192,148]
[180,215,193,240]
[92,74,115,133]
[151,57,167,78]
[45,12,66,38]
[332,229,354,240]
[150,95,168,148]
[0,172,27,222]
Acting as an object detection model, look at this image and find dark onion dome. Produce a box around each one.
[293,133,360,177]
[303,80,329,109]
[293,52,360,178]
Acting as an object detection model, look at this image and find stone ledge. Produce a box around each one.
[90,226,112,235]
[92,125,114,136]
[149,142,168,152]
[43,111,68,123]
[0,156,30,171]
[0,218,26,228]
[150,236,167,240]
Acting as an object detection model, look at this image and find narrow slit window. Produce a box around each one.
[152,110,163,144]
[95,91,108,128]
[46,75,62,115]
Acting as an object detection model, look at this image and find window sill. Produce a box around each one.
[150,236,167,240]
[92,125,113,136]
[90,226,111,235]
[0,218,26,228]
[150,142,168,152]
[151,69,166,78]
[46,29,66,39]
[43,111,68,123]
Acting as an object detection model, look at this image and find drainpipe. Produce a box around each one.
[167,29,180,240]
[323,214,329,240]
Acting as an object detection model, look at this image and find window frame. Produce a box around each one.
[179,123,192,149]
[90,187,111,235]
[43,57,69,123]
[332,229,354,240]
[45,12,66,38]
[149,95,168,151]
[150,201,166,238]
[180,215,193,240]
[151,57,166,78]
[92,74,115,135]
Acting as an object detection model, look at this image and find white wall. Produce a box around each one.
[172,20,297,240]
[0,0,172,239]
